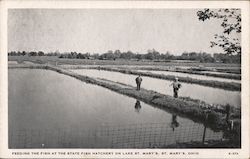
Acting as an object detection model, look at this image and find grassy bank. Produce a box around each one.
[216,68,241,74]
[115,66,241,80]
[8,64,47,69]
[66,66,241,91]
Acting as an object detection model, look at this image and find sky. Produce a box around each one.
[8,9,230,55]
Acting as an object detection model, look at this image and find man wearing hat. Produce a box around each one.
[170,77,181,98]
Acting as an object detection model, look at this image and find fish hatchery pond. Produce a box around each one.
[71,69,241,107]
[137,70,241,83]
[8,69,227,148]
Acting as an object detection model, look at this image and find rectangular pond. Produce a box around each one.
[9,69,223,148]
[71,69,241,107]
[138,70,241,83]
[200,70,240,76]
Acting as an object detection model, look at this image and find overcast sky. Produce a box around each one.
[8,9,229,55]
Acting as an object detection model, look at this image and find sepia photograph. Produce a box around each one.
[0,0,249,158]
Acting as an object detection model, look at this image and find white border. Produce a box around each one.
[0,1,249,158]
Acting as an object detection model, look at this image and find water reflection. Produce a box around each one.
[170,114,180,131]
[134,100,142,113]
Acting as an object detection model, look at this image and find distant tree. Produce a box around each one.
[161,51,172,60]
[55,50,60,55]
[38,51,44,56]
[114,50,121,59]
[29,51,37,56]
[100,50,115,60]
[70,52,77,58]
[84,52,91,59]
[8,51,17,56]
[76,53,83,59]
[92,53,100,59]
[213,53,240,63]
[180,52,189,60]
[145,49,160,60]
[178,51,215,62]
[59,54,66,58]
[188,52,197,60]
[120,51,135,60]
[197,9,241,55]
[135,53,143,61]
[17,51,22,56]
[21,51,26,56]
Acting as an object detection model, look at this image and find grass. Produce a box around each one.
[8,55,241,68]
[8,64,47,69]
[160,139,240,148]
[216,68,241,74]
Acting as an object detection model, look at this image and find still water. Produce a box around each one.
[200,71,240,76]
[138,70,241,83]
[9,69,223,148]
[71,69,240,107]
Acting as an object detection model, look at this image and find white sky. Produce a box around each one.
[8,9,229,55]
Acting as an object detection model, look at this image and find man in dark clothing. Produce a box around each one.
[170,77,181,98]
[135,75,143,91]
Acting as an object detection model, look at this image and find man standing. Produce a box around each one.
[135,75,143,91]
[170,77,181,98]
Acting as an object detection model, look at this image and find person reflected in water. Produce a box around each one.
[134,100,142,113]
[135,74,143,91]
[170,114,180,131]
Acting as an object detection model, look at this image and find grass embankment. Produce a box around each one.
[161,139,240,148]
[115,66,241,80]
[8,64,47,69]
[216,68,241,74]
[44,65,240,131]
[66,66,241,91]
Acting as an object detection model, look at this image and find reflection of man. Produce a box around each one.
[134,100,142,113]
[170,114,180,131]
[135,75,143,91]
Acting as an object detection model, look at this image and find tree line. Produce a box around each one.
[8,51,45,56]
[8,49,240,63]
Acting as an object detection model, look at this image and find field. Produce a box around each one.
[8,56,241,148]
[8,55,241,70]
